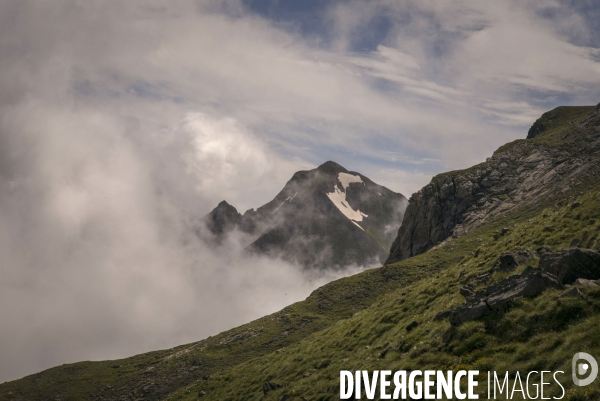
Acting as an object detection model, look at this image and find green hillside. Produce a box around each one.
[1,104,600,400]
[176,187,600,400]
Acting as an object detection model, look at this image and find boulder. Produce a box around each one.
[485,267,562,312]
[536,246,553,256]
[492,250,537,272]
[449,301,489,326]
[448,267,562,325]
[573,278,598,288]
[459,286,475,299]
[539,247,600,284]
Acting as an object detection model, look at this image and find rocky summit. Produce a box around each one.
[202,161,408,269]
[386,104,600,264]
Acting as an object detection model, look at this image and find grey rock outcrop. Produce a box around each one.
[386,104,600,264]
[445,246,600,325]
[492,250,537,272]
[573,278,599,288]
[448,267,563,326]
[459,286,475,299]
[538,247,600,284]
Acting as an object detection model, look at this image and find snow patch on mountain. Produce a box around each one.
[326,184,368,222]
[338,172,364,190]
[351,221,365,231]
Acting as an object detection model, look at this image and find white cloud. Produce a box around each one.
[178,112,310,212]
[0,99,361,382]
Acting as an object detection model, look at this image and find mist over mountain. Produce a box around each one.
[5,103,600,399]
[202,161,408,269]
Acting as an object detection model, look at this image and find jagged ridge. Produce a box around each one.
[203,161,408,269]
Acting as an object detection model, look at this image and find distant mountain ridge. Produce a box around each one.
[203,161,408,269]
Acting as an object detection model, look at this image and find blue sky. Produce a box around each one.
[243,0,394,52]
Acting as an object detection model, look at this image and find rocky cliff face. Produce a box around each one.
[386,103,600,264]
[203,161,408,269]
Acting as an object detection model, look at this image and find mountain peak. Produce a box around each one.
[201,161,407,269]
[203,201,241,237]
[217,200,233,208]
[316,160,348,175]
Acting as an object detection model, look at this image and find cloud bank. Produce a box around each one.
[0,101,362,382]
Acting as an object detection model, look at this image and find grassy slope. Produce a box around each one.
[1,105,599,400]
[168,185,600,400]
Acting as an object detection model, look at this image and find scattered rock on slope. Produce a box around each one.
[492,250,537,272]
[444,247,600,325]
[448,267,563,326]
[538,247,600,284]
[573,278,599,288]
